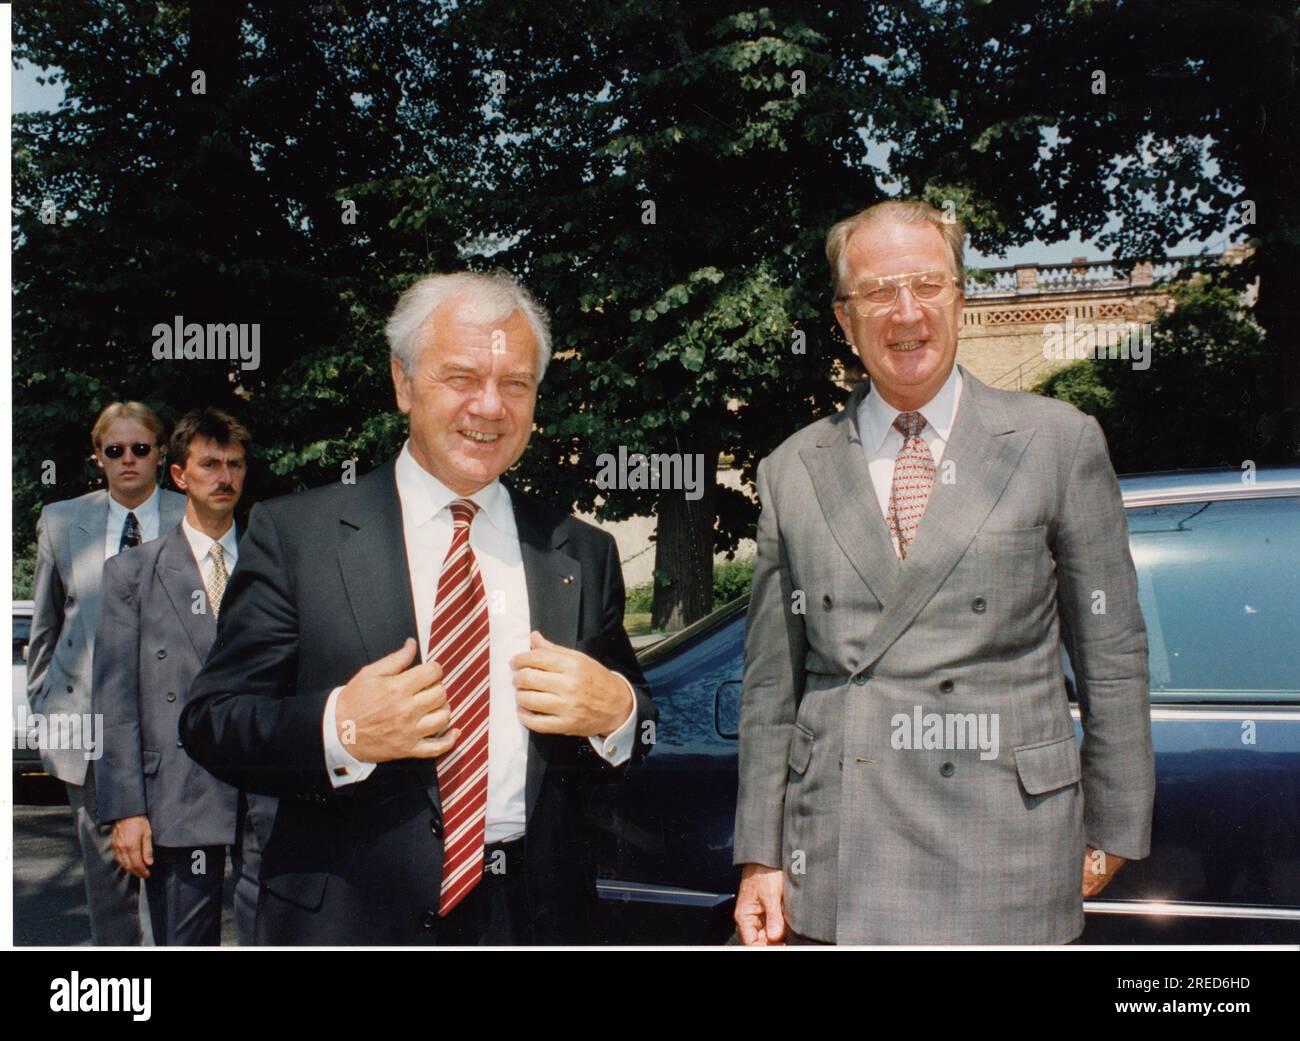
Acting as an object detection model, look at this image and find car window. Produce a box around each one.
[1126,496,1300,699]
[12,615,31,666]
[641,612,746,746]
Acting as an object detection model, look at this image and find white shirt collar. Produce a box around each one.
[106,483,161,525]
[857,364,964,452]
[181,516,238,565]
[394,441,514,534]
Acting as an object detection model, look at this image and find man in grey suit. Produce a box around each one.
[733,200,1155,945]
[27,401,185,945]
[93,408,252,945]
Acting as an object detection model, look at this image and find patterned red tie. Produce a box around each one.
[430,499,491,916]
[887,411,936,560]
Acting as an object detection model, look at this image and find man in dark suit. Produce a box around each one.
[181,271,655,945]
[27,401,185,945]
[93,408,253,945]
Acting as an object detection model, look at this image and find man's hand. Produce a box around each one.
[735,863,786,945]
[334,638,459,763]
[111,816,154,879]
[511,631,632,738]
[1082,846,1126,897]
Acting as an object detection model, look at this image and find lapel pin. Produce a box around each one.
[562,575,575,585]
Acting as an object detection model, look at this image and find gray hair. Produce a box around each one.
[384,270,553,381]
[825,199,965,297]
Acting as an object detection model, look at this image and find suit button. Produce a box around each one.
[67,596,75,604]
[430,817,442,838]
[822,594,832,609]
[165,692,176,702]
[940,762,955,777]
[176,739,184,748]
[156,649,167,660]
[66,685,74,693]
[853,673,868,686]
[422,911,438,931]
[971,597,987,614]
[939,679,954,694]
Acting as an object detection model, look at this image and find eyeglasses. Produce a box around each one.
[101,442,155,460]
[838,270,959,317]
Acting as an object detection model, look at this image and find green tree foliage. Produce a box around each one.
[871,0,1299,457]
[13,1,1297,621]
[1032,360,1114,423]
[1033,272,1269,473]
[12,0,476,546]
[396,2,932,628]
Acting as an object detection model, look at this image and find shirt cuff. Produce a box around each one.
[324,685,377,788]
[588,673,638,766]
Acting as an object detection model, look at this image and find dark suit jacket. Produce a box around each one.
[179,456,655,944]
[92,524,241,848]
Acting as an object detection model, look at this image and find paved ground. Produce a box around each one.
[12,772,238,946]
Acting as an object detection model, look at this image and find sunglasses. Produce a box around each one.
[102,442,156,460]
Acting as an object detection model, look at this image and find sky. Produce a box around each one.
[11,61,1226,267]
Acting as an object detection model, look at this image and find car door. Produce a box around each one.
[588,601,745,944]
[1079,493,1300,942]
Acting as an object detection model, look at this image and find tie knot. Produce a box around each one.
[211,542,225,565]
[893,411,926,440]
[449,499,479,529]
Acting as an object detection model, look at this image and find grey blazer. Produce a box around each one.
[26,487,186,784]
[92,524,240,848]
[733,368,1155,944]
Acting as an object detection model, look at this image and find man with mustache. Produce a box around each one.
[93,408,253,944]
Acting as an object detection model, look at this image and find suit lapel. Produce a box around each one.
[859,369,1034,667]
[157,528,217,660]
[799,383,898,606]
[508,485,581,825]
[335,459,432,808]
[511,487,581,648]
[71,492,110,643]
[336,459,419,664]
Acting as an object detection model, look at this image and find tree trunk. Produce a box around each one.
[650,447,718,632]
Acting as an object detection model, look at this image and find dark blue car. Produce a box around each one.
[590,467,1300,944]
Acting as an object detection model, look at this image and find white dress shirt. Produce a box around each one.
[856,365,964,556]
[180,517,239,589]
[105,484,162,560]
[323,442,638,843]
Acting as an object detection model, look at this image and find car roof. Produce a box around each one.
[1119,466,1300,507]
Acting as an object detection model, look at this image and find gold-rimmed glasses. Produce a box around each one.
[837,269,958,317]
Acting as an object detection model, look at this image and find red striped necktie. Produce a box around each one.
[887,411,936,560]
[431,499,492,916]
